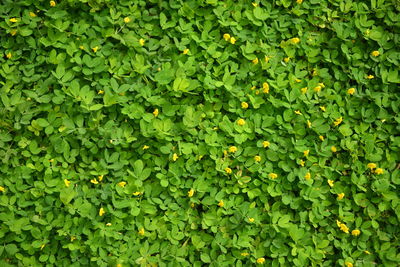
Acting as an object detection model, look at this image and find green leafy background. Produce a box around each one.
[1,0,400,266]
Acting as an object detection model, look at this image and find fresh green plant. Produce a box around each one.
[1,0,399,266]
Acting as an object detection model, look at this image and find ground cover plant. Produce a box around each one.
[1,0,400,266]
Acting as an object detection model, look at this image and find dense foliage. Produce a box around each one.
[1,0,400,266]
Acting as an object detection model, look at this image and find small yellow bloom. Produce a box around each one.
[248,217,255,223]
[172,153,179,161]
[303,150,310,157]
[333,117,343,126]
[139,38,145,46]
[98,90,104,94]
[318,83,325,88]
[124,17,130,23]
[188,188,195,197]
[29,12,37,17]
[320,106,326,112]
[375,168,384,175]
[99,208,105,216]
[225,167,232,174]
[312,68,318,76]
[223,33,231,41]
[9,18,18,23]
[40,244,45,250]
[256,257,265,264]
[230,37,236,44]
[364,250,371,255]
[98,175,104,181]
[79,45,85,50]
[262,82,269,93]
[319,135,325,141]
[262,141,270,148]
[241,102,249,109]
[290,38,300,44]
[264,55,270,63]
[307,120,312,128]
[252,58,259,64]
[284,57,290,63]
[0,186,5,192]
[367,163,377,169]
[92,46,99,53]
[250,86,256,90]
[223,150,228,156]
[218,200,224,207]
[304,172,311,180]
[301,87,308,94]
[64,179,71,187]
[6,52,12,59]
[143,145,150,150]
[133,191,142,196]
[366,74,374,79]
[241,252,250,256]
[295,78,302,83]
[371,50,380,57]
[314,85,322,92]
[70,236,76,241]
[106,223,112,226]
[153,108,159,117]
[50,0,56,7]
[336,220,342,228]
[345,262,353,267]
[10,29,17,36]
[340,223,349,233]
[229,146,238,153]
[254,155,261,162]
[328,179,334,187]
[117,181,126,187]
[268,173,278,179]
[138,227,145,235]
[255,90,260,95]
[183,48,189,55]
[347,88,355,95]
[331,146,337,153]
[337,193,345,200]
[294,110,302,115]
[299,160,305,167]
[296,0,303,4]
[351,229,361,236]
[237,119,246,126]
[252,2,258,7]
[90,179,99,184]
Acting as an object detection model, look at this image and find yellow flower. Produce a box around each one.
[364,250,371,255]
[254,155,261,162]
[248,217,255,223]
[183,48,189,55]
[90,179,99,184]
[230,37,236,44]
[255,90,260,95]
[319,83,325,88]
[106,223,112,226]
[340,223,349,233]
[252,2,258,7]
[188,188,195,197]
[337,193,345,200]
[139,38,145,46]
[371,50,380,57]
[218,200,224,207]
[9,18,18,23]
[301,87,308,94]
[366,74,374,79]
[40,244,45,250]
[347,88,355,95]
[99,208,105,216]
[241,102,249,109]
[223,150,228,156]
[333,117,343,126]
[0,186,5,192]
[268,173,278,179]
[290,37,300,44]
[250,86,256,90]
[375,168,384,175]
[10,29,17,36]
[79,45,85,50]
[225,167,232,174]
[312,68,318,76]
[345,262,353,267]
[64,179,71,187]
[367,163,377,169]
[262,141,270,148]
[50,0,56,7]
[264,55,270,63]
[172,153,179,161]
[70,236,76,241]
[223,33,231,41]
[263,82,269,93]
[320,106,326,112]
[284,57,290,63]
[29,12,37,17]
[117,181,126,187]
[336,220,342,228]
[92,46,99,53]
[307,120,312,128]
[299,160,305,167]
[241,252,249,256]
[98,175,104,181]
[319,135,325,141]
[303,150,310,157]
[331,146,337,153]
[304,172,311,180]
[229,146,238,153]
[314,85,322,92]
[351,229,361,236]
[294,110,302,115]
[143,145,150,150]
[237,119,246,126]
[133,191,142,196]
[256,257,265,264]
[252,57,259,64]
[98,90,104,94]
[295,78,302,83]
[328,179,334,187]
[297,0,303,4]
[138,227,145,235]
[153,108,159,117]
[6,52,12,59]
[124,17,130,23]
